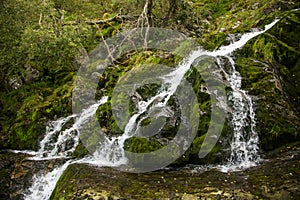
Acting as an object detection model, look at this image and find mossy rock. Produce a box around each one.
[235,10,300,151]
[51,143,300,199]
[71,140,89,158]
[0,78,74,150]
[124,136,163,153]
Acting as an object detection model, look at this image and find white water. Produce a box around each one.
[24,160,72,200]
[21,20,280,199]
[216,56,261,172]
[29,96,108,161]
[23,96,108,200]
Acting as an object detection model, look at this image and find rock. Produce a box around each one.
[24,64,40,83]
[252,3,260,10]
[75,47,89,67]
[8,76,22,89]
[91,71,102,80]
[0,152,69,200]
[50,142,300,199]
[182,193,198,200]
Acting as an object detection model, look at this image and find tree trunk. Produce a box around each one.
[146,0,153,26]
[163,0,177,26]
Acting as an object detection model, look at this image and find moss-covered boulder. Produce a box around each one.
[51,142,300,199]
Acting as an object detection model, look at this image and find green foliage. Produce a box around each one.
[0,0,124,149]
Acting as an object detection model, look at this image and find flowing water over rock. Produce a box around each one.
[23,97,108,200]
[216,55,261,172]
[5,20,280,199]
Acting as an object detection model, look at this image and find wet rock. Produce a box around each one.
[50,143,300,199]
[0,152,69,200]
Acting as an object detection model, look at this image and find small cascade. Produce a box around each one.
[23,96,108,200]
[36,114,76,159]
[203,20,278,171]
[31,97,107,160]
[24,160,73,200]
[227,56,261,166]
[30,96,108,160]
[216,56,261,171]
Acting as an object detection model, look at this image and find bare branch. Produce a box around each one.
[39,13,42,26]
[137,0,153,28]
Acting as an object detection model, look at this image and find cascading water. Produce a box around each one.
[204,19,278,171]
[21,20,279,199]
[216,56,261,172]
[23,96,108,200]
[24,160,73,200]
[36,114,76,159]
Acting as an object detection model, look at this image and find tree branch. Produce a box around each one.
[86,14,134,25]
[62,14,136,26]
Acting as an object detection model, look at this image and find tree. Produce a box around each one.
[163,0,177,26]
[146,0,153,26]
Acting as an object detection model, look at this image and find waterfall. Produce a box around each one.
[21,20,280,199]
[24,160,72,200]
[216,56,261,172]
[23,96,108,200]
[85,19,278,170]
[29,96,108,161]
[203,20,278,171]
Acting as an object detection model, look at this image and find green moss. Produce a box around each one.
[1,78,74,150]
[50,165,81,200]
[188,134,222,164]
[96,101,124,136]
[199,32,228,51]
[136,83,161,101]
[71,140,89,158]
[124,137,162,153]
